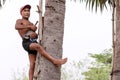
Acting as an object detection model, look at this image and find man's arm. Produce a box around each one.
[30,25,37,32]
[15,19,28,30]
[15,19,37,32]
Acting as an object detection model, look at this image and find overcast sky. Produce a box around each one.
[0,0,112,80]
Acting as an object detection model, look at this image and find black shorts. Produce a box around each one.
[22,38,37,55]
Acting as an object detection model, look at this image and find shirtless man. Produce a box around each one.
[15,4,67,80]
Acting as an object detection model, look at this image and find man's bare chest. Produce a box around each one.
[22,20,33,26]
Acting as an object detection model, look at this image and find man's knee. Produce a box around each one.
[34,43,41,50]
[30,43,40,50]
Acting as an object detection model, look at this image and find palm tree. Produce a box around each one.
[0,0,6,8]
[79,0,120,80]
[33,0,66,80]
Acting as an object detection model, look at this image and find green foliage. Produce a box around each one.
[11,67,28,80]
[61,48,112,80]
[89,48,112,64]
[83,66,111,80]
[11,49,112,80]
[61,61,85,80]
[82,48,112,80]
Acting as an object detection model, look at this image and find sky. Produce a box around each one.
[0,0,112,80]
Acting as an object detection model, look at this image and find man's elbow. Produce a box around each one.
[15,26,18,30]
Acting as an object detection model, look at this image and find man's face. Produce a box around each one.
[21,8,30,19]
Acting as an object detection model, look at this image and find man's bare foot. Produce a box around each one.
[53,58,67,67]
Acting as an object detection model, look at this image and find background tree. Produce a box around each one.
[112,1,120,80]
[82,49,112,80]
[61,48,112,80]
[78,0,120,80]
[61,61,85,80]
[11,67,28,80]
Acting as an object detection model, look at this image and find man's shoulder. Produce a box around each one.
[16,19,25,24]
[16,19,23,22]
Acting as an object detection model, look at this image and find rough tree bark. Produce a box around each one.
[111,1,120,80]
[34,0,66,80]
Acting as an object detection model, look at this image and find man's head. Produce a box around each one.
[20,4,31,19]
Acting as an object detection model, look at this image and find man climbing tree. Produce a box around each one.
[15,4,67,80]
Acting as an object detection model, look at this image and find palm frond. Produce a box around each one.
[95,0,98,12]
[0,0,2,8]
[79,0,112,12]
[86,0,92,11]
[0,0,6,9]
[92,0,95,11]
[3,0,6,4]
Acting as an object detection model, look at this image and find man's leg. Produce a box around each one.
[29,43,67,66]
[28,54,36,80]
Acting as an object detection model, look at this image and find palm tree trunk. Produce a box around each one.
[110,0,115,80]
[34,0,66,80]
[111,0,120,80]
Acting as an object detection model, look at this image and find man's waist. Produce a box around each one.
[22,35,37,42]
